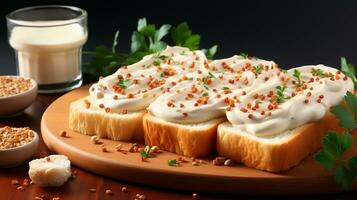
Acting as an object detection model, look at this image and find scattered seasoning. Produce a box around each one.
[59,130,67,137]
[0,76,32,97]
[0,127,34,149]
[192,193,200,199]
[90,135,101,144]
[11,179,19,185]
[105,189,113,195]
[121,186,128,193]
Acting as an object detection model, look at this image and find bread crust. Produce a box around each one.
[143,113,226,157]
[217,111,342,172]
[69,97,145,141]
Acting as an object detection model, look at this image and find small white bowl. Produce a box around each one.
[0,76,37,117]
[0,130,39,168]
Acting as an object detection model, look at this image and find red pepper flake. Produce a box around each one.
[171,81,177,86]
[113,95,118,100]
[291,92,296,97]
[197,70,202,74]
[127,93,134,98]
[306,92,312,97]
[242,91,246,95]
[267,112,272,116]
[167,101,173,107]
[267,91,274,97]
[248,114,253,119]
[99,104,105,109]
[194,103,199,107]
[180,103,184,108]
[304,99,309,104]
[268,104,274,110]
[343,76,348,81]
[182,112,188,117]
[264,77,269,81]
[84,100,91,109]
[226,107,232,111]
[133,79,140,84]
[317,99,322,103]
[240,108,248,113]
[319,95,324,99]
[216,94,221,98]
[247,103,252,109]
[122,109,128,114]
[253,93,259,99]
[105,107,111,113]
[260,110,265,115]
[228,79,234,84]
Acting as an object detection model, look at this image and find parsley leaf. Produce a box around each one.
[222,86,230,90]
[140,149,153,159]
[314,131,356,189]
[202,45,218,60]
[239,52,248,59]
[208,71,215,78]
[331,105,357,129]
[168,159,178,166]
[171,22,200,50]
[118,78,131,89]
[311,68,329,78]
[275,85,290,103]
[253,65,263,77]
[293,69,302,87]
[202,92,209,97]
[341,57,357,88]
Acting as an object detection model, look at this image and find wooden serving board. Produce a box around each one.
[41,85,357,195]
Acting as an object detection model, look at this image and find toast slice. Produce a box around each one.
[143,113,226,157]
[217,111,342,172]
[69,97,145,141]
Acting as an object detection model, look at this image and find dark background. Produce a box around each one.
[1,0,357,75]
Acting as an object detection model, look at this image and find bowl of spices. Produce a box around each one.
[0,76,37,117]
[0,126,39,167]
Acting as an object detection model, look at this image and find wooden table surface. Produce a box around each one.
[1,92,357,200]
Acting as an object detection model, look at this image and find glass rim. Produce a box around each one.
[6,5,87,27]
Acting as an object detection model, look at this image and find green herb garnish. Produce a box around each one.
[314,91,357,189]
[202,45,218,60]
[275,85,290,103]
[293,69,302,87]
[311,68,329,78]
[208,71,215,78]
[202,92,209,97]
[341,57,357,88]
[239,52,249,59]
[140,149,153,159]
[253,65,263,77]
[153,59,161,66]
[83,18,218,82]
[118,78,131,89]
[222,86,230,90]
[168,159,178,166]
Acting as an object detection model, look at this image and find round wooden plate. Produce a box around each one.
[41,85,357,195]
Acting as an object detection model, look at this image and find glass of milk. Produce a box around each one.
[6,6,88,93]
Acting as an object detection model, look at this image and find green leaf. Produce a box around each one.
[239,52,248,59]
[137,18,147,31]
[344,91,357,119]
[140,24,156,37]
[203,45,218,59]
[341,132,354,153]
[331,105,357,129]
[183,35,200,50]
[208,71,215,78]
[171,22,192,46]
[222,86,230,90]
[118,78,131,89]
[341,57,357,88]
[131,31,147,53]
[314,149,335,171]
[140,149,152,159]
[334,165,354,189]
[202,92,209,97]
[112,30,120,53]
[323,130,344,157]
[154,24,171,42]
[168,159,178,166]
[348,156,357,177]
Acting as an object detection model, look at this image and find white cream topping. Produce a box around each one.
[88,46,206,113]
[148,56,277,123]
[86,46,354,137]
[226,65,354,136]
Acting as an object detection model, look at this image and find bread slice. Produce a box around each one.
[217,111,341,172]
[69,97,145,141]
[143,113,226,157]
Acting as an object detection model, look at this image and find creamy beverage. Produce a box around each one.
[9,22,87,85]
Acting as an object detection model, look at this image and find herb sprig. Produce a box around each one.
[314,91,357,189]
[341,57,357,88]
[311,68,329,78]
[275,85,290,103]
[253,65,263,77]
[293,69,302,87]
[83,18,218,81]
[118,78,131,89]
